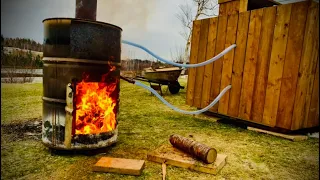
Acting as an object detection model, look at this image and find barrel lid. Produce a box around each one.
[42,17,122,31]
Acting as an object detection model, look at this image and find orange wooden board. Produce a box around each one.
[93,157,145,176]
[147,145,227,175]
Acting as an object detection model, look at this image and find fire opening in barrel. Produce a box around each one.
[74,76,118,135]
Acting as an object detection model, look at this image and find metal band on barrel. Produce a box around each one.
[42,57,121,66]
[42,96,66,104]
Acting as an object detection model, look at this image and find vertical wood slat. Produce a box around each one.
[219,2,228,16]
[292,2,319,130]
[251,6,277,123]
[239,0,248,12]
[193,19,210,108]
[276,1,309,129]
[238,8,264,120]
[218,14,239,114]
[262,4,292,127]
[209,16,228,112]
[201,18,218,108]
[228,11,250,117]
[302,2,319,128]
[186,20,202,106]
[308,59,319,127]
[219,0,240,16]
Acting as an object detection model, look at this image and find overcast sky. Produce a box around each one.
[0,0,202,60]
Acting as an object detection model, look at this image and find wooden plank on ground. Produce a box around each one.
[228,11,250,117]
[251,6,277,123]
[247,127,308,141]
[238,8,264,120]
[276,2,309,129]
[186,20,201,106]
[201,17,218,108]
[210,16,228,112]
[193,19,210,108]
[292,2,319,130]
[218,13,239,114]
[147,145,227,175]
[262,4,292,127]
[308,59,319,127]
[93,157,145,176]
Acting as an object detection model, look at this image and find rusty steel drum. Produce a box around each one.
[42,18,122,150]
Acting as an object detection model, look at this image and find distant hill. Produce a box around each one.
[2,36,43,52]
[3,47,43,58]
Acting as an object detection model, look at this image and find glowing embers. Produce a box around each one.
[75,80,117,135]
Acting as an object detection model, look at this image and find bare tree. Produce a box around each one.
[170,45,185,63]
[177,0,219,73]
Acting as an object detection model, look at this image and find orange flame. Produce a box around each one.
[75,67,118,135]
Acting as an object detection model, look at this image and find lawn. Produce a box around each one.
[1,79,319,180]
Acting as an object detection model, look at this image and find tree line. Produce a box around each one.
[2,35,43,52]
[1,35,43,68]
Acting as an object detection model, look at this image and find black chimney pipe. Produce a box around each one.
[75,0,97,20]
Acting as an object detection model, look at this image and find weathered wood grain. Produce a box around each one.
[186,20,201,106]
[228,11,250,117]
[193,19,210,108]
[262,4,292,127]
[238,8,263,120]
[218,13,239,114]
[209,16,228,112]
[251,6,277,123]
[201,17,218,108]
[93,157,145,176]
[276,1,309,129]
[292,2,319,130]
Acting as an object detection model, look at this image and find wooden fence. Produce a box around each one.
[186,1,319,131]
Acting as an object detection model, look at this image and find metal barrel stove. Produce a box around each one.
[42,0,122,150]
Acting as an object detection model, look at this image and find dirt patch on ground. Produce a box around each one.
[1,118,42,141]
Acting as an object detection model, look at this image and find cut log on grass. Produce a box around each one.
[169,134,217,164]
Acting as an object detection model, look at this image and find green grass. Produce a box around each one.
[1,83,42,124]
[1,80,319,180]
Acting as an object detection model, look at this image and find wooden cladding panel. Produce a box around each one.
[301,2,319,129]
[276,1,309,129]
[238,8,264,120]
[186,20,201,106]
[193,19,210,108]
[251,6,277,123]
[210,16,228,112]
[262,4,292,127]
[228,11,250,117]
[219,0,240,16]
[307,59,319,127]
[218,14,239,114]
[292,2,319,130]
[187,1,319,131]
[201,18,218,108]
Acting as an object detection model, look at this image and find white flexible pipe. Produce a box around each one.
[134,80,231,115]
[122,40,236,68]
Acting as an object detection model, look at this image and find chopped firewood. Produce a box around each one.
[169,134,217,164]
[147,145,227,175]
[162,163,166,180]
[93,157,145,176]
